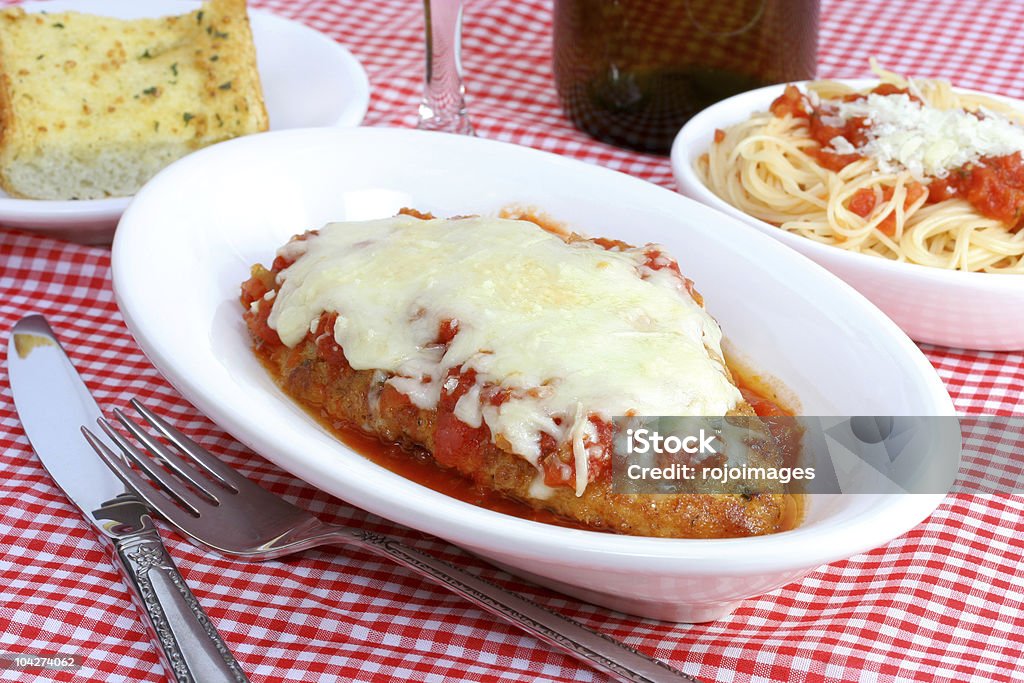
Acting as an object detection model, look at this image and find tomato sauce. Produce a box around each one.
[927,152,1024,230]
[311,393,597,531]
[846,184,928,236]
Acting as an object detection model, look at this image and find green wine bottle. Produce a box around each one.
[553,0,819,154]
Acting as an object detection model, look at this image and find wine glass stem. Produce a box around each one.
[419,0,474,134]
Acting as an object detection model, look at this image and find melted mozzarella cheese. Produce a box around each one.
[268,215,741,493]
[831,93,1024,178]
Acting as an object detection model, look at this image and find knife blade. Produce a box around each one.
[7,314,248,683]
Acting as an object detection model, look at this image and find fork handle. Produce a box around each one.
[334,527,701,683]
[112,526,249,683]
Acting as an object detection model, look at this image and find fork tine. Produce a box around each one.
[97,418,213,514]
[130,399,250,493]
[82,426,201,522]
[112,407,221,501]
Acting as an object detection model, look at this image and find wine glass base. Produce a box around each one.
[415,112,475,136]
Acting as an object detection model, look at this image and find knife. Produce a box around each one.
[7,314,248,683]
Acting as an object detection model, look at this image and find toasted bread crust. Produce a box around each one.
[0,63,14,198]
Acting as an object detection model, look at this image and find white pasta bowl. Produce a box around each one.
[113,127,954,623]
[671,80,1024,351]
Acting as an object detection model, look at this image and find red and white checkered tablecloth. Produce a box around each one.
[2,1,1023,681]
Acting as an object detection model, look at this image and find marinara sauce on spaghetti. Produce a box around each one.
[698,63,1024,273]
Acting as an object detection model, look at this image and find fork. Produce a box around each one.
[82,399,701,683]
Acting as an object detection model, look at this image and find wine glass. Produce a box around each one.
[418,0,474,135]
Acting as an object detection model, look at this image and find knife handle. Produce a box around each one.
[111,524,249,683]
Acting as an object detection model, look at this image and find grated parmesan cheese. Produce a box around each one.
[827,93,1024,178]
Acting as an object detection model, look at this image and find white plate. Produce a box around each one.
[113,127,955,623]
[671,79,1024,351]
[1,0,370,242]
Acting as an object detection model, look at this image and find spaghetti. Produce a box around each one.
[697,63,1024,273]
